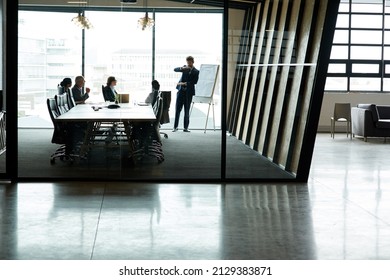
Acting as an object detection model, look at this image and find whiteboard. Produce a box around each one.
[195,64,219,98]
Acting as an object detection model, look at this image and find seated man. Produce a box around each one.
[71,75,90,104]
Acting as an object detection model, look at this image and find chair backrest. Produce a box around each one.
[153,95,164,125]
[57,85,64,95]
[160,91,171,124]
[357,104,379,123]
[47,98,60,120]
[102,85,106,101]
[57,86,75,109]
[66,89,76,109]
[55,94,70,115]
[102,85,114,102]
[334,103,351,121]
[0,111,6,155]
[47,98,66,144]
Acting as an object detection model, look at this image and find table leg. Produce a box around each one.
[79,121,95,157]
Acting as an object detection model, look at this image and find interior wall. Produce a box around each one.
[318,92,390,132]
[227,8,245,113]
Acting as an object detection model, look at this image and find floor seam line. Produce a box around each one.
[310,176,390,227]
[90,186,106,260]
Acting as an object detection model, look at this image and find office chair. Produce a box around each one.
[57,85,75,109]
[57,85,63,95]
[55,94,70,115]
[67,90,76,109]
[129,95,164,163]
[102,85,107,101]
[331,103,352,139]
[0,111,6,156]
[159,91,171,139]
[102,84,116,102]
[96,85,125,144]
[47,98,81,164]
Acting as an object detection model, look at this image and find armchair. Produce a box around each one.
[351,104,390,141]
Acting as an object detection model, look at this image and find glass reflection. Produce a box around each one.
[17,5,222,181]
[221,184,316,259]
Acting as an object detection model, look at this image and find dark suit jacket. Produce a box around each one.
[71,86,89,104]
[174,66,199,96]
[102,85,117,102]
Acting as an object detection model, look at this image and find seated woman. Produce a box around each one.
[59,77,72,94]
[145,80,160,106]
[102,76,118,102]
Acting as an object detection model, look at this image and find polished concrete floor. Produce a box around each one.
[1,133,390,259]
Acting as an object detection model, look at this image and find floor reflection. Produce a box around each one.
[221,184,316,259]
[1,179,390,259]
[0,184,18,259]
[93,184,221,259]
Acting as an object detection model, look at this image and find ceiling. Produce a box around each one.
[18,0,261,10]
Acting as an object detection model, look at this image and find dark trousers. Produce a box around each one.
[174,91,193,129]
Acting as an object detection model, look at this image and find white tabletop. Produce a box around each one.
[56,102,156,123]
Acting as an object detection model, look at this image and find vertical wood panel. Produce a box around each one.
[227,0,339,180]
[226,9,245,120]
[241,1,269,145]
[289,0,329,173]
[246,0,272,148]
[249,0,280,152]
[228,7,256,134]
[276,0,316,168]
[261,0,293,159]
[234,4,262,138]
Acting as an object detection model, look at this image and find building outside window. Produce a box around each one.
[18,9,222,129]
[325,0,390,92]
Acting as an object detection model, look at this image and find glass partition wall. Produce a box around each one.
[0,0,5,175]
[17,4,224,181]
[16,0,339,182]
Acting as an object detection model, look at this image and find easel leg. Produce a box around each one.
[212,102,215,131]
[205,102,211,133]
[190,102,194,116]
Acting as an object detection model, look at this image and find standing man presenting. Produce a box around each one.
[172,56,199,132]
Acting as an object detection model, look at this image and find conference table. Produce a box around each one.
[56,102,156,160]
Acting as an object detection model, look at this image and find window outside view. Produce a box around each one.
[325,1,390,92]
[18,10,222,129]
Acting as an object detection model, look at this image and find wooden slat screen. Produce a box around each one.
[227,0,339,177]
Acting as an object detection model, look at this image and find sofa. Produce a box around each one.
[351,104,390,141]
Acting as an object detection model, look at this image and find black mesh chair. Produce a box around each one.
[55,94,70,115]
[102,85,107,101]
[57,85,75,109]
[47,98,71,164]
[0,111,6,156]
[99,85,125,144]
[67,90,76,109]
[129,94,164,163]
[159,91,171,139]
[47,98,83,164]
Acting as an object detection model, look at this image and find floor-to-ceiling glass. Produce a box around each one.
[17,4,223,180]
[0,0,5,174]
[154,12,223,131]
[18,11,82,128]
